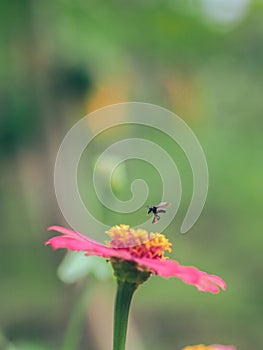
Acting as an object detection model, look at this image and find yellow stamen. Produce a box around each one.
[106,224,172,260]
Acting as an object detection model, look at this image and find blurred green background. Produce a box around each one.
[1,1,263,349]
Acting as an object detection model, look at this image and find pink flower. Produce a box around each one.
[182,345,236,350]
[46,224,226,294]
[211,346,236,350]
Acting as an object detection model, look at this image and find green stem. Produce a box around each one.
[113,280,137,350]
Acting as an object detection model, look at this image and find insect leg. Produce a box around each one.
[152,214,160,224]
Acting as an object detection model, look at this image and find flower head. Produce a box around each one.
[106,224,172,258]
[46,224,226,293]
[182,346,214,350]
[182,345,236,350]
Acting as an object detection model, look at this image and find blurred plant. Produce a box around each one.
[57,253,112,350]
[46,224,226,350]
[58,252,112,283]
[0,331,52,350]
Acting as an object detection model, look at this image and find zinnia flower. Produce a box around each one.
[182,345,236,350]
[46,224,227,350]
[46,224,226,293]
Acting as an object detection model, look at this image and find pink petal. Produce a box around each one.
[134,258,200,282]
[47,226,105,247]
[130,257,226,294]
[197,272,227,293]
[211,345,236,350]
[46,226,132,260]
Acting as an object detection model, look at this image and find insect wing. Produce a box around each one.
[156,209,166,214]
[156,202,170,209]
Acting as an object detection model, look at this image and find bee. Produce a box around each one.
[147,202,170,224]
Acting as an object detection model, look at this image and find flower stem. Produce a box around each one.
[113,280,137,350]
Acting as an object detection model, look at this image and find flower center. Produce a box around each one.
[106,224,172,260]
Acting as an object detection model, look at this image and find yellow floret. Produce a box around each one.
[106,225,172,259]
[182,345,215,350]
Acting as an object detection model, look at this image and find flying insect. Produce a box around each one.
[147,202,170,224]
